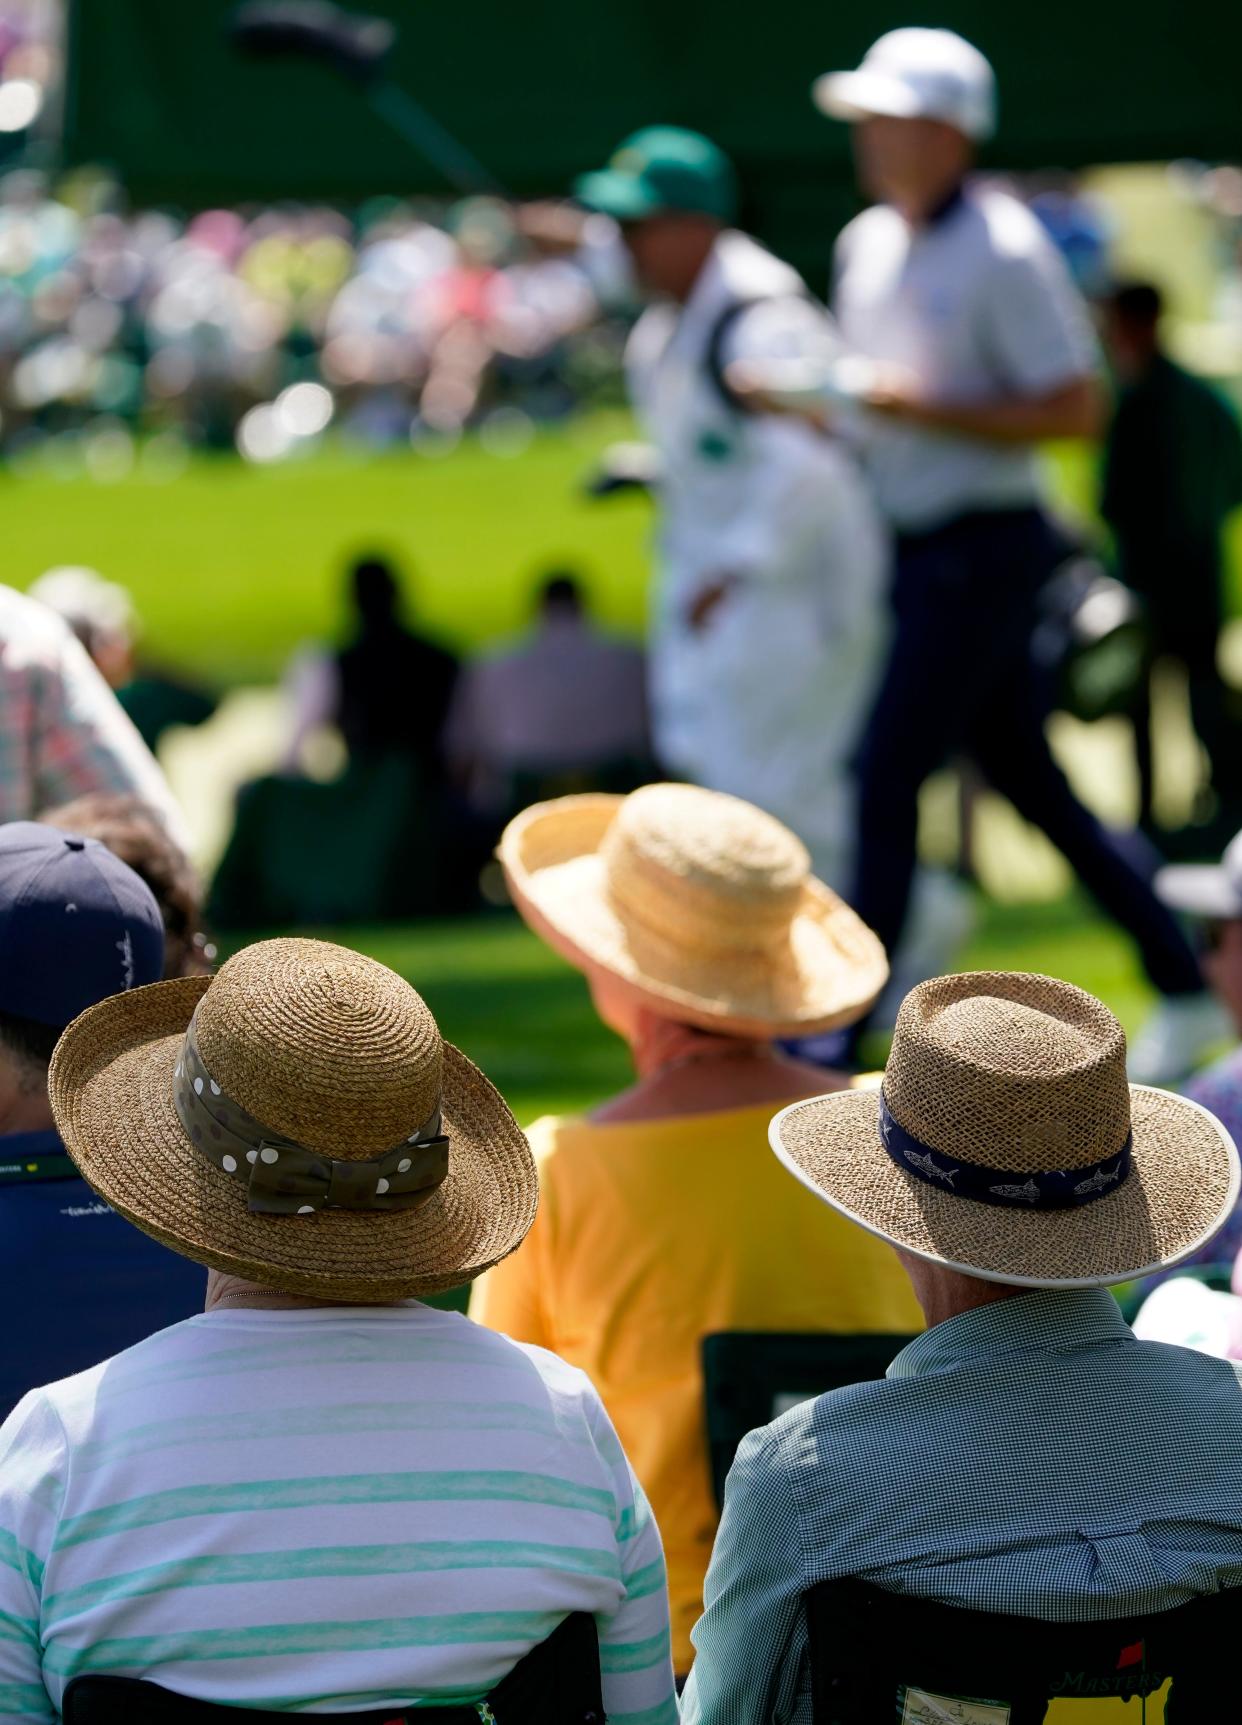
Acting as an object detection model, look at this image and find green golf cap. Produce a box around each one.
[575,127,737,224]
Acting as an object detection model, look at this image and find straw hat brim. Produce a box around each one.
[770,1084,1240,1288]
[500,796,888,1038]
[49,977,539,1303]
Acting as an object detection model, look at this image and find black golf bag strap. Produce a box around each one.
[704,290,810,415]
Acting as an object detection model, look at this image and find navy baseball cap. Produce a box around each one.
[0,823,165,1028]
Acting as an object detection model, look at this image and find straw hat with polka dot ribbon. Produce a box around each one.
[49,937,537,1302]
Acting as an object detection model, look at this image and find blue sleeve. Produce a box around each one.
[979,236,1099,396]
[680,1425,811,1725]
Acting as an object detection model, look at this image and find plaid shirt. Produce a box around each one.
[681,1288,1242,1725]
[0,587,182,835]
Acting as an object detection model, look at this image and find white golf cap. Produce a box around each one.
[1157,830,1242,921]
[814,28,997,141]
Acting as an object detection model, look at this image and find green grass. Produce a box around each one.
[268,889,1152,1130]
[2,416,653,685]
[5,422,1240,689]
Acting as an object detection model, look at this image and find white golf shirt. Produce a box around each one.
[626,230,887,885]
[833,183,1099,532]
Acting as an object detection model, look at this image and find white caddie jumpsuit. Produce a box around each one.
[625,228,887,888]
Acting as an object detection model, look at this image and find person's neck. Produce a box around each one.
[894,175,966,227]
[667,234,721,305]
[1124,344,1162,382]
[587,1008,846,1126]
[630,1015,767,1079]
[898,1250,1026,1329]
[204,1271,386,1313]
[0,1086,55,1138]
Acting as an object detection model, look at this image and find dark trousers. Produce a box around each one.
[1125,553,1237,827]
[849,508,1203,1003]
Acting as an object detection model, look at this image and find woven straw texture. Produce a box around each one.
[771,971,1239,1286]
[49,939,538,1301]
[500,786,888,1037]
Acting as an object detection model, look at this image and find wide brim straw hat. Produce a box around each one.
[499,785,888,1039]
[770,970,1240,1288]
[49,938,538,1303]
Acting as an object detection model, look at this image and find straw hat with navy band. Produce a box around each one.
[499,783,889,1039]
[48,937,538,1303]
[771,971,1239,1288]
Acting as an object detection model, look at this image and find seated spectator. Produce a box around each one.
[0,822,206,1417]
[1132,1240,1242,1360]
[682,971,1242,1724]
[0,583,185,841]
[472,784,921,1674]
[284,551,458,782]
[41,792,214,978]
[1128,827,1242,1281]
[445,571,651,825]
[0,936,677,1722]
[207,752,441,929]
[28,565,217,756]
[27,566,135,690]
[217,554,463,926]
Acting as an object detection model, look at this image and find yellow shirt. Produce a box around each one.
[470,1104,923,1671]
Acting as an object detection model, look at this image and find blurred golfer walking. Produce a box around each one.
[813,29,1215,1079]
[576,128,886,890]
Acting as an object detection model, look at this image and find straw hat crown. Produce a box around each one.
[886,972,1132,1175]
[500,784,888,1037]
[193,938,444,1158]
[601,783,811,952]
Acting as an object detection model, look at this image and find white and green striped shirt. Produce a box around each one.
[0,1303,678,1721]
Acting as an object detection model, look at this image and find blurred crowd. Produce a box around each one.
[8,148,1242,474]
[0,173,628,466]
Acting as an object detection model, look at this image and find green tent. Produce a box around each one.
[66,0,1239,276]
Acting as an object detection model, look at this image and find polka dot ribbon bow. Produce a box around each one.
[172,1011,450,1217]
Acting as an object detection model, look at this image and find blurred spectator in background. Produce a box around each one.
[28,565,133,687]
[40,792,213,978]
[214,554,459,930]
[0,822,205,1418]
[475,785,921,1676]
[1131,829,1242,1285]
[1027,178,1112,299]
[28,564,217,754]
[1101,280,1242,836]
[0,582,185,841]
[445,570,650,833]
[284,551,458,782]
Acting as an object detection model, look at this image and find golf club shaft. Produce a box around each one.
[367,78,504,198]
